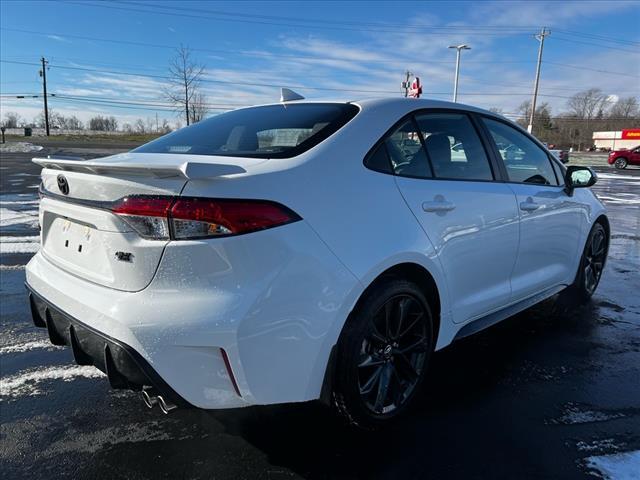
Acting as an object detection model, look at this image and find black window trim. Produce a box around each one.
[476,113,564,188]
[363,108,504,183]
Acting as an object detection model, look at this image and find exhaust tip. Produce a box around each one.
[157,396,177,414]
[141,386,159,409]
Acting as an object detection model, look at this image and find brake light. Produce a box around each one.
[110,196,300,240]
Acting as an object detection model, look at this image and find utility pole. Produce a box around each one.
[527,27,550,134]
[39,57,50,136]
[448,44,471,103]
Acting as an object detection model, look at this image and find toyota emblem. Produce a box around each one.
[57,174,69,195]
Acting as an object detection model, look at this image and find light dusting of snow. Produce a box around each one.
[0,208,39,227]
[0,142,44,153]
[0,365,105,400]
[0,340,62,355]
[0,236,40,254]
[0,264,25,270]
[586,450,640,480]
[577,439,624,453]
[596,173,640,182]
[556,403,625,425]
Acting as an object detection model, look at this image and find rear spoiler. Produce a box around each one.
[32,157,246,180]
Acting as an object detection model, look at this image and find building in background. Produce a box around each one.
[592,129,640,151]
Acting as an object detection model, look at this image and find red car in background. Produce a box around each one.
[609,145,640,169]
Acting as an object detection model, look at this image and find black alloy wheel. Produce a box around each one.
[333,277,434,429]
[357,294,429,415]
[584,225,607,296]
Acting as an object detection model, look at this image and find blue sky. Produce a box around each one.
[1,0,639,128]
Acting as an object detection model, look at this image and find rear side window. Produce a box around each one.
[385,120,431,178]
[483,118,558,186]
[415,113,494,181]
[134,103,359,159]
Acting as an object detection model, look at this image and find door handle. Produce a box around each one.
[519,201,540,211]
[422,200,456,213]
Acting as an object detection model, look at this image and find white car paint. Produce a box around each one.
[25,98,607,410]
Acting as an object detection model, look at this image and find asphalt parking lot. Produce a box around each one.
[1,144,639,479]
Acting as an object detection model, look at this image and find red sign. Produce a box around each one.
[409,77,422,98]
[622,129,640,140]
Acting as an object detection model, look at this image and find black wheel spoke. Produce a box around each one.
[397,313,423,339]
[373,364,393,413]
[358,354,385,368]
[400,338,428,354]
[384,301,393,339]
[394,352,418,383]
[359,365,383,395]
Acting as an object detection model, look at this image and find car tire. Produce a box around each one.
[560,222,608,306]
[332,276,434,429]
[614,157,628,169]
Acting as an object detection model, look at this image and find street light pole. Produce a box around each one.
[449,44,470,103]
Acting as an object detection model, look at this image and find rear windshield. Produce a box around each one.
[134,103,359,158]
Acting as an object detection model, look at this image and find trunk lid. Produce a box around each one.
[35,152,266,292]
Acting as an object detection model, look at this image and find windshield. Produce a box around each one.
[134,103,359,158]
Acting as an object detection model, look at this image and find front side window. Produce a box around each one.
[483,118,558,186]
[415,113,494,181]
[134,103,359,159]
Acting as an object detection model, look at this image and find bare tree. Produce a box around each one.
[89,116,118,131]
[188,92,209,124]
[515,101,553,135]
[567,88,609,120]
[134,118,146,134]
[2,112,22,128]
[566,89,611,150]
[164,46,206,126]
[608,97,639,119]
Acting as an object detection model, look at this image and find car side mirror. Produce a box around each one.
[565,166,597,195]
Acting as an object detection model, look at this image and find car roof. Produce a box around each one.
[242,97,504,121]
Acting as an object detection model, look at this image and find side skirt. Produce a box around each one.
[453,285,566,341]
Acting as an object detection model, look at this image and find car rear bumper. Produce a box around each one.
[24,220,360,409]
[26,282,190,407]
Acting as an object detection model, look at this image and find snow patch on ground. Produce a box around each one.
[577,438,624,453]
[586,450,640,480]
[0,365,105,399]
[556,403,625,425]
[0,208,39,227]
[0,142,44,153]
[0,264,25,270]
[596,173,640,181]
[0,235,40,254]
[0,340,62,355]
[598,195,640,205]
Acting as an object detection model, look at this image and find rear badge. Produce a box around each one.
[57,174,69,195]
[115,251,133,262]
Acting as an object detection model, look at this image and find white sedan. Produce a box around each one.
[26,97,608,428]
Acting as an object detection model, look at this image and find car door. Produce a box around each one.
[481,117,584,302]
[631,146,640,165]
[385,112,519,324]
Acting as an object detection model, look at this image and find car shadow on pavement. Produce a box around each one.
[191,297,605,479]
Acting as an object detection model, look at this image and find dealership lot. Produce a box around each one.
[1,144,639,479]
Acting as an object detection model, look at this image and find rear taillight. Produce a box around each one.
[110,196,300,240]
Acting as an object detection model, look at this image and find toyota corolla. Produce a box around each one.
[26,97,608,428]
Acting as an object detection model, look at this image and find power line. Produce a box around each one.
[553,28,640,47]
[551,35,640,53]
[4,27,636,81]
[0,27,533,66]
[65,0,540,36]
